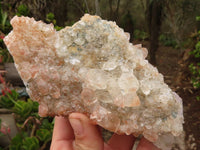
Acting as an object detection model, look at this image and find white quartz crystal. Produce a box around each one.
[4,14,184,143]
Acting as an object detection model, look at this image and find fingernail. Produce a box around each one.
[69,118,83,136]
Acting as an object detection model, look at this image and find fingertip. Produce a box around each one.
[69,113,104,150]
[53,116,74,140]
[55,116,67,122]
[51,116,74,150]
[69,113,90,137]
[69,112,90,122]
[69,117,84,137]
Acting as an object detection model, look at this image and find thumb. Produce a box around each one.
[69,113,104,150]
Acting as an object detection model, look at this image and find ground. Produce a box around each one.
[133,40,200,150]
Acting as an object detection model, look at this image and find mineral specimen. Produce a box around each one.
[4,14,184,143]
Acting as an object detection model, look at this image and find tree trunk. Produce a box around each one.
[95,0,101,16]
[109,0,113,20]
[113,0,121,22]
[108,0,120,22]
[147,0,163,65]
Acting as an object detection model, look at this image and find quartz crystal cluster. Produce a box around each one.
[4,14,184,142]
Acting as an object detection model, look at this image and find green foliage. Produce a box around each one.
[9,132,40,150]
[197,96,200,101]
[13,99,35,120]
[159,34,178,48]
[9,132,28,150]
[46,12,63,31]
[190,41,200,58]
[0,95,15,108]
[189,17,200,100]
[22,137,40,150]
[0,2,13,63]
[189,63,200,89]
[0,46,13,63]
[0,5,10,63]
[36,128,52,142]
[196,16,200,21]
[134,29,149,41]
[55,26,63,31]
[40,118,54,130]
[0,35,13,63]
[0,90,19,108]
[0,10,7,31]
[16,4,29,17]
[0,88,54,149]
[46,12,56,24]
[0,7,11,33]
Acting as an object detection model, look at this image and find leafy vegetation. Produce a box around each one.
[46,12,63,31]
[0,3,13,63]
[0,7,11,34]
[46,12,56,24]
[188,16,200,100]
[0,76,53,149]
[189,47,200,100]
[16,4,29,17]
[134,29,149,41]
[0,38,13,63]
[159,34,178,48]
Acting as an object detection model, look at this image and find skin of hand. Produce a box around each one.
[50,113,160,150]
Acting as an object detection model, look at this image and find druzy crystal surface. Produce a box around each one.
[4,14,183,142]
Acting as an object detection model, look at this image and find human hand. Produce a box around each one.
[50,113,160,150]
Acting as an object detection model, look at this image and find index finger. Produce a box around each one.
[51,116,75,150]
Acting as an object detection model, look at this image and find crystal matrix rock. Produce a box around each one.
[4,14,184,143]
